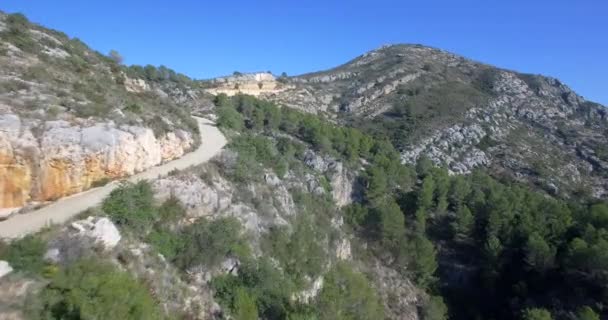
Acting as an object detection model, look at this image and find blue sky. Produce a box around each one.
[2,0,607,105]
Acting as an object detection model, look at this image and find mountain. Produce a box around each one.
[257,44,608,199]
[2,11,608,320]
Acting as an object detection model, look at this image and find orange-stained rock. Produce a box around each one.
[0,114,194,208]
[0,152,32,208]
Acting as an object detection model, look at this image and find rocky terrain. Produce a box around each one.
[253,45,608,199]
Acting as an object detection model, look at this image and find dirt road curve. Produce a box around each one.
[0,117,226,239]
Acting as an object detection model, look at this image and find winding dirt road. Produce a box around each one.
[0,117,226,239]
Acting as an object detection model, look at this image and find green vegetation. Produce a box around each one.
[227,134,285,181]
[263,213,327,287]
[101,183,247,271]
[350,77,490,149]
[214,93,608,319]
[401,167,608,319]
[316,263,384,320]
[0,235,47,275]
[421,296,448,320]
[212,259,382,320]
[522,308,552,320]
[26,258,165,320]
[125,64,194,86]
[174,217,249,270]
[214,94,379,166]
[1,13,38,52]
[102,181,156,233]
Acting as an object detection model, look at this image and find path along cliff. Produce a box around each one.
[0,117,226,239]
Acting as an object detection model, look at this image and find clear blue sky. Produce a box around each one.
[2,0,607,105]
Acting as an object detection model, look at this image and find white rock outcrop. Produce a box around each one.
[0,261,13,279]
[44,216,121,265]
[69,216,122,249]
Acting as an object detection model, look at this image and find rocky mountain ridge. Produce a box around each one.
[244,44,608,198]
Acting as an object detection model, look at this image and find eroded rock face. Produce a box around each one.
[0,114,193,208]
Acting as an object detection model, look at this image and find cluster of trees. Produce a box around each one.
[26,259,163,319]
[212,258,382,320]
[125,64,193,85]
[398,162,606,320]
[216,93,608,319]
[216,94,446,318]
[215,94,378,165]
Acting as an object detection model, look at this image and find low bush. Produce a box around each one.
[0,235,47,275]
[175,217,249,270]
[26,258,164,320]
[316,263,384,320]
[102,181,156,233]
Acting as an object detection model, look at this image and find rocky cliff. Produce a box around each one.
[0,113,193,209]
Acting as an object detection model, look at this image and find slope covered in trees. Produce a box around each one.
[215,94,608,319]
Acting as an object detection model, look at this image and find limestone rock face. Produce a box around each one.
[0,114,193,209]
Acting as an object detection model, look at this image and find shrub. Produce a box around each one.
[26,259,163,320]
[124,103,143,114]
[0,235,47,275]
[2,13,38,52]
[576,306,599,320]
[316,263,384,320]
[108,49,123,64]
[102,181,156,233]
[233,287,259,320]
[262,215,326,286]
[217,106,244,131]
[147,229,184,261]
[421,296,448,320]
[212,258,293,320]
[175,217,249,270]
[522,308,552,320]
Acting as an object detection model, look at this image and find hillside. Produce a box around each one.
[0,12,215,213]
[259,44,608,199]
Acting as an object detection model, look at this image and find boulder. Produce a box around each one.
[0,261,13,279]
[45,216,121,264]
